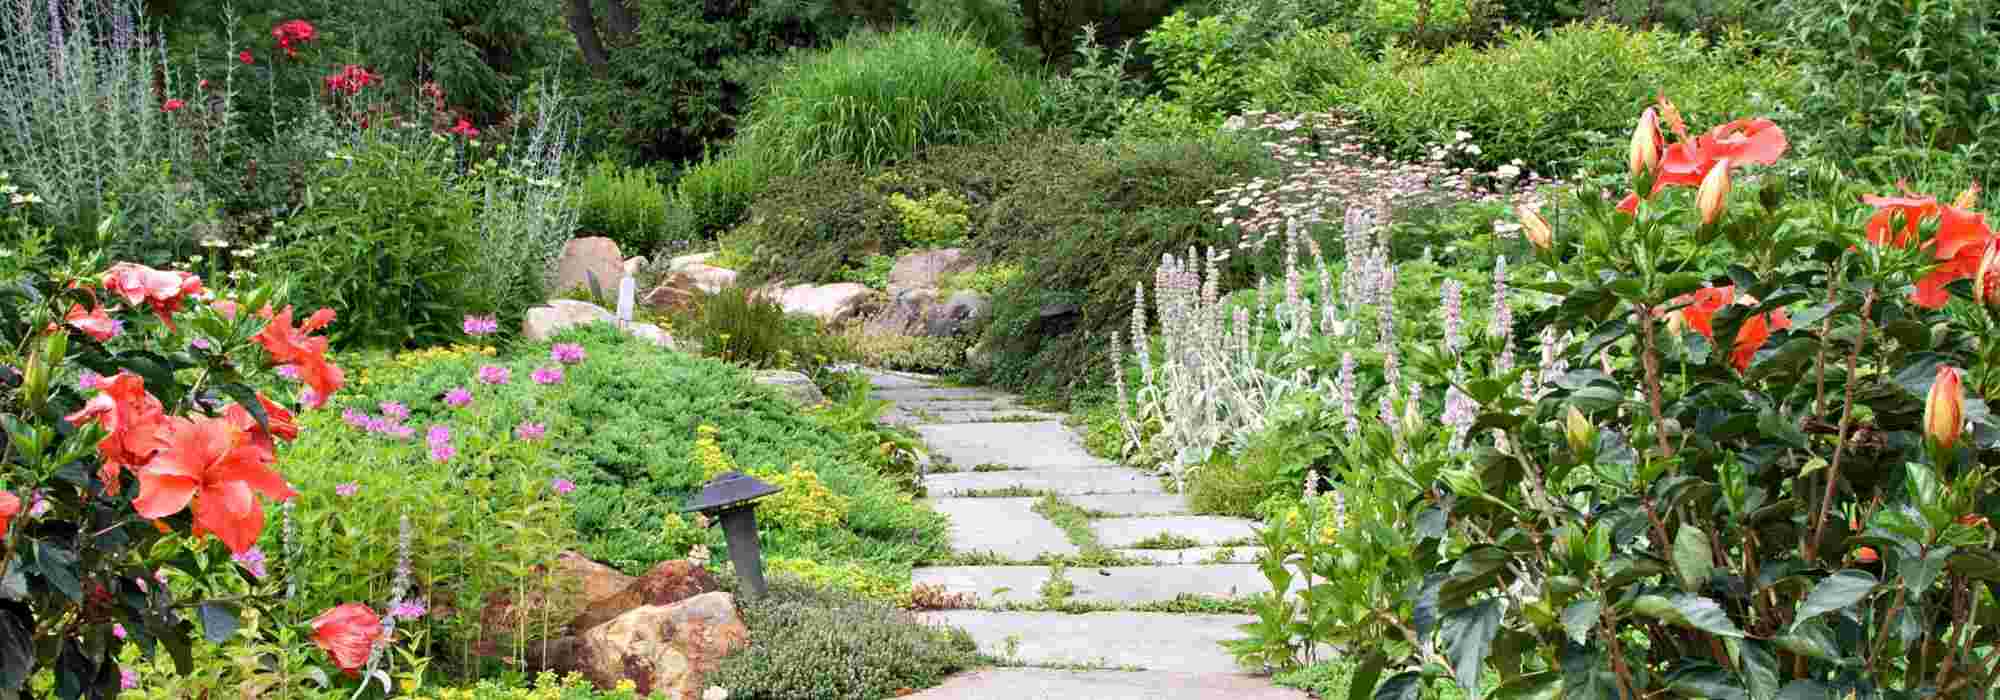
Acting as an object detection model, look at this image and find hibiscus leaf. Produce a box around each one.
[30,541,80,602]
[1374,671,1423,700]
[1792,570,1878,630]
[1632,593,1745,638]
[1742,639,1781,700]
[1561,598,1601,645]
[197,601,241,644]
[1349,652,1389,700]
[0,601,33,690]
[1444,599,1504,696]
[215,382,269,434]
[1673,524,1715,592]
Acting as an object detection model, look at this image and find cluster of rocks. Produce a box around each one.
[479,552,745,699]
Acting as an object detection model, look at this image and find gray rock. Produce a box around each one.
[523,300,617,341]
[887,248,971,292]
[930,498,1079,560]
[865,287,940,336]
[552,237,625,296]
[628,322,676,349]
[1091,516,1260,549]
[753,370,825,406]
[918,611,1262,673]
[902,668,1309,700]
[923,291,989,337]
[667,252,718,273]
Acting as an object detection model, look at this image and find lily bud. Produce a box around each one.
[1629,107,1663,179]
[1517,204,1553,252]
[1926,365,1965,451]
[1697,160,1732,225]
[1975,242,2000,310]
[1564,405,1596,457]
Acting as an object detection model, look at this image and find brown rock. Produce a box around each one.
[481,551,633,641]
[887,249,972,292]
[553,237,626,296]
[643,264,739,313]
[573,559,719,632]
[769,282,881,324]
[574,592,750,699]
[522,300,617,341]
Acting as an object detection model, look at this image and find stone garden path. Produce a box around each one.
[861,370,1308,700]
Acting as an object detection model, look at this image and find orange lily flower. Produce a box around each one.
[310,603,385,676]
[131,415,296,554]
[252,306,345,409]
[63,371,171,494]
[64,304,119,342]
[1861,188,1998,308]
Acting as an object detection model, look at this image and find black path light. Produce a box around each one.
[684,471,783,599]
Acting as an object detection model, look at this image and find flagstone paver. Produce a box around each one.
[866,370,1294,698]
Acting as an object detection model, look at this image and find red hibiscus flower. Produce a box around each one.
[63,371,171,494]
[223,393,299,462]
[64,303,119,342]
[1729,307,1791,373]
[1666,285,1788,372]
[310,603,384,676]
[0,492,19,539]
[252,306,344,408]
[1653,117,1788,191]
[131,415,296,554]
[1861,186,1998,308]
[238,50,254,65]
[1674,286,1735,338]
[447,118,479,138]
[101,262,204,330]
[161,98,185,113]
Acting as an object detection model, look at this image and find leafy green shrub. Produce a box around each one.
[1341,23,1797,172]
[673,148,767,241]
[844,253,898,290]
[1243,27,1369,112]
[733,160,904,283]
[731,27,1040,175]
[1140,11,1259,122]
[888,190,973,247]
[263,139,482,348]
[576,158,670,253]
[1036,25,1144,139]
[842,330,971,374]
[1778,0,2000,185]
[676,286,856,371]
[710,579,978,700]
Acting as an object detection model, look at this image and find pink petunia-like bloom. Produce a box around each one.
[379,401,409,421]
[476,365,510,385]
[429,442,456,463]
[444,387,472,408]
[551,478,576,495]
[78,370,102,391]
[335,482,359,498]
[550,343,586,365]
[515,421,547,441]
[462,315,499,336]
[531,366,563,386]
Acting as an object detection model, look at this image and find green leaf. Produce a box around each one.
[1444,599,1504,697]
[1774,680,1837,700]
[196,602,240,644]
[1561,598,1601,645]
[1673,524,1715,592]
[0,602,32,690]
[1375,672,1423,700]
[1631,594,1745,637]
[1350,652,1389,700]
[1792,570,1877,629]
[1774,618,1841,662]
[1490,671,1559,700]
[1665,663,1747,700]
[1901,546,1953,599]
[1741,639,1780,700]
[30,542,80,602]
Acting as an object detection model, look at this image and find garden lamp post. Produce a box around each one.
[684,471,782,599]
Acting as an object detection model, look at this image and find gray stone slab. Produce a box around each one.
[864,369,939,389]
[920,611,1259,673]
[916,422,1115,469]
[875,387,1015,403]
[1091,516,1261,548]
[931,498,1079,560]
[911,564,1283,606]
[1114,546,1265,564]
[911,409,1067,425]
[1068,493,1192,516]
[904,668,1310,700]
[925,469,1165,497]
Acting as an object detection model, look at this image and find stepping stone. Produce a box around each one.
[876,387,1014,403]
[903,668,1309,700]
[908,409,1066,425]
[1113,547,1264,565]
[925,469,1164,497]
[1068,494,1191,516]
[1091,516,1261,549]
[864,370,939,389]
[920,611,1258,673]
[931,498,1078,560]
[911,564,1284,606]
[917,422,1115,470]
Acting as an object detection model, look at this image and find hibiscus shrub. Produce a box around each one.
[0,255,356,695]
[1335,98,2000,698]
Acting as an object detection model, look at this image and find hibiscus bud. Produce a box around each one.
[1697,160,1732,225]
[1976,242,2000,310]
[1517,204,1553,252]
[1564,405,1596,458]
[1854,546,1879,564]
[1629,107,1663,178]
[1926,365,1965,451]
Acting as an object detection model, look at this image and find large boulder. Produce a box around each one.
[668,252,720,274]
[574,592,750,699]
[643,264,740,313]
[480,551,632,640]
[553,237,626,296]
[923,291,990,337]
[887,248,972,293]
[572,559,720,632]
[865,288,939,337]
[523,300,617,341]
[754,370,826,406]
[767,283,880,324]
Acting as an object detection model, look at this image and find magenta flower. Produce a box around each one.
[531,366,564,385]
[113,623,126,640]
[335,482,359,498]
[341,408,369,430]
[550,343,586,365]
[190,337,212,351]
[232,547,267,579]
[463,314,499,336]
[386,424,415,440]
[27,492,48,517]
[426,425,451,446]
[551,478,576,495]
[390,600,428,619]
[476,365,510,385]
[515,421,547,441]
[300,389,320,407]
[120,668,138,690]
[276,364,301,380]
[444,387,472,408]
[78,370,102,390]
[429,442,457,463]
[379,401,409,421]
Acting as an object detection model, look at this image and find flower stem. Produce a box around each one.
[1806,288,1874,564]
[1638,304,1672,458]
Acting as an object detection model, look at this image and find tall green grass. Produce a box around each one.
[672,27,1041,237]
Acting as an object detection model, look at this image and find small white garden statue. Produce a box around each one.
[616,259,638,327]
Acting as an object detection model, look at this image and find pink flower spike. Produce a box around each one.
[476,365,510,385]
[531,366,563,385]
[390,600,427,619]
[276,364,301,381]
[444,387,473,408]
[77,370,102,390]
